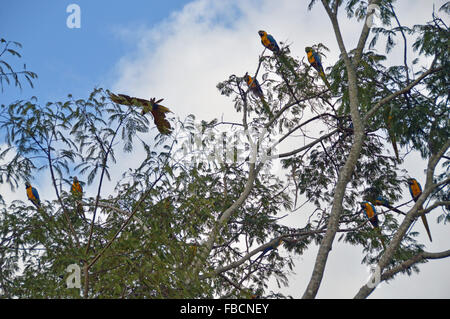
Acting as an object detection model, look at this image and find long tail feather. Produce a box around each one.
[420,207,433,242]
[32,199,41,209]
[376,227,386,250]
[385,109,399,160]
[320,71,332,90]
[389,133,400,161]
[259,96,273,118]
[385,204,404,215]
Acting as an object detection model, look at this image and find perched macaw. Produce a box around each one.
[71,176,83,196]
[360,201,386,249]
[407,178,432,242]
[25,181,41,209]
[374,195,404,215]
[258,31,303,85]
[383,106,400,161]
[258,30,280,53]
[244,73,263,99]
[71,176,84,216]
[244,72,272,116]
[252,238,284,265]
[305,47,331,90]
[109,92,172,135]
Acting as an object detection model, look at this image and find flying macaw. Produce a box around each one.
[244,72,272,116]
[305,47,331,90]
[360,201,386,249]
[407,178,432,242]
[109,92,172,135]
[383,106,400,161]
[374,195,404,215]
[258,30,280,53]
[25,181,41,209]
[252,238,284,265]
[71,176,84,216]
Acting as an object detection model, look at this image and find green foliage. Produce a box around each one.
[0,1,448,299]
[0,38,37,91]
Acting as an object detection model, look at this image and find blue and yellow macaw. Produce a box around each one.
[407,178,432,242]
[374,195,404,215]
[244,72,264,99]
[109,93,172,135]
[71,176,84,215]
[258,30,280,53]
[305,46,331,90]
[71,176,83,196]
[258,30,303,85]
[360,201,386,249]
[383,106,400,161]
[244,72,272,116]
[25,181,41,209]
[252,238,284,265]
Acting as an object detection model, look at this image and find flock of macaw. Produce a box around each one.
[360,177,433,249]
[25,177,83,212]
[21,31,431,274]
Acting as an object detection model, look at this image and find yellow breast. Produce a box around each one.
[364,203,375,218]
[26,187,34,200]
[307,51,314,63]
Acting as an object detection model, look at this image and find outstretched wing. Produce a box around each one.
[110,92,172,135]
[109,92,152,108]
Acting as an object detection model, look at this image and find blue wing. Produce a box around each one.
[312,51,323,70]
[376,196,389,206]
[32,187,40,201]
[254,80,263,95]
[266,34,279,50]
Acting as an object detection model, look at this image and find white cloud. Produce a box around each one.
[110,0,449,298]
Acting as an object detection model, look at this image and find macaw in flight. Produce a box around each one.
[252,238,284,265]
[244,72,272,116]
[360,201,386,249]
[25,181,41,209]
[305,46,331,90]
[258,30,280,54]
[407,178,432,242]
[374,195,404,215]
[109,92,172,135]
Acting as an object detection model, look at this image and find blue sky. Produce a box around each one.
[1,0,191,102]
[1,0,449,299]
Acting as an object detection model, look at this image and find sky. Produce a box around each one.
[1,0,449,298]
